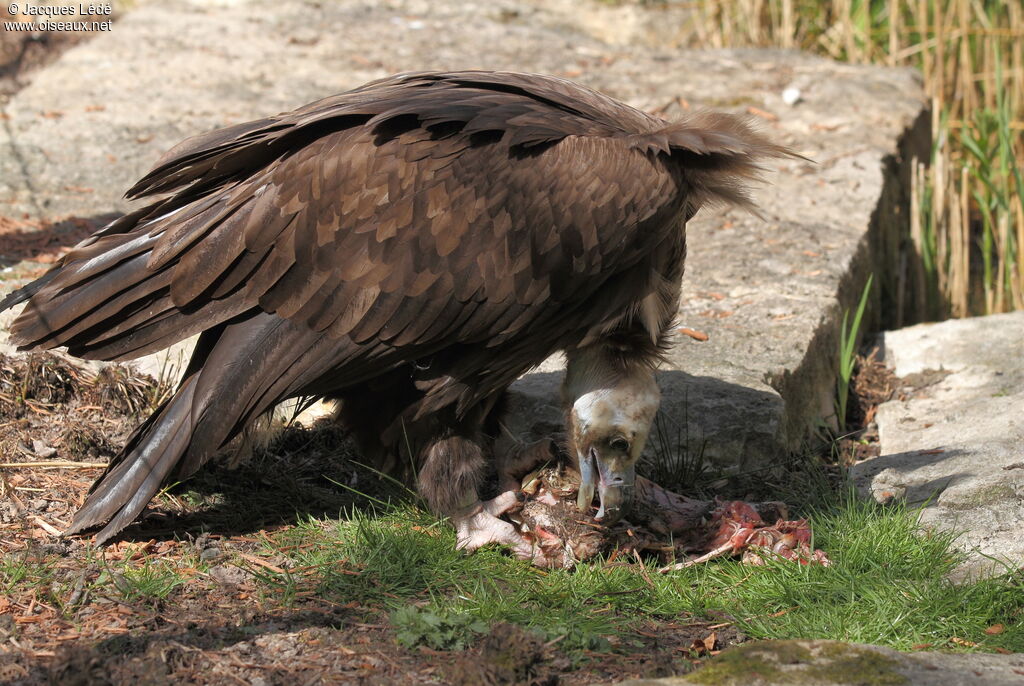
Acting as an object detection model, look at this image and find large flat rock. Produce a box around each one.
[851,311,1024,579]
[0,0,928,469]
[601,639,1024,686]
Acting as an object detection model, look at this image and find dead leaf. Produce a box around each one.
[687,637,712,656]
[949,637,978,647]
[235,552,286,574]
[984,624,1005,635]
[911,643,932,651]
[747,106,779,121]
[677,327,709,342]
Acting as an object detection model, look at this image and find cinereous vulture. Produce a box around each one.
[1,71,792,558]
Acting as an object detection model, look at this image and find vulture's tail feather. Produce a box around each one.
[66,312,355,543]
[0,270,59,313]
[629,110,805,214]
[67,376,198,543]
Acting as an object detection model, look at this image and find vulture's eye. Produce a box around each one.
[609,437,630,452]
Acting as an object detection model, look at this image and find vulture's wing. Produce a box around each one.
[4,72,783,374]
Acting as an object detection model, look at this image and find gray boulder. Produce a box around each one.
[851,311,1024,580]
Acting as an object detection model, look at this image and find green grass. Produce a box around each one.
[105,559,188,604]
[3,474,1020,657]
[247,489,1024,657]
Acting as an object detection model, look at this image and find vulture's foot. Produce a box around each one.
[454,491,568,568]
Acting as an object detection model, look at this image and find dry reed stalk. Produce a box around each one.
[933,115,949,305]
[958,164,972,315]
[888,0,900,66]
[916,0,932,86]
[1016,192,1024,309]
[780,0,794,49]
[910,161,928,315]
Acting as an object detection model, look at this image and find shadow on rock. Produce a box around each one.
[0,214,117,269]
[850,447,971,505]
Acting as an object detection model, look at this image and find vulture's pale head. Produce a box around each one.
[563,350,660,523]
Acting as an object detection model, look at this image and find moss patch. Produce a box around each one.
[805,644,908,685]
[685,641,801,685]
[686,640,909,686]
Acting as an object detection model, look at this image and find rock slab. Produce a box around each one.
[599,639,1024,686]
[0,0,929,468]
[851,311,1024,579]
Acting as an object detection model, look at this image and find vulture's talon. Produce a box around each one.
[481,490,522,517]
[454,493,532,559]
[453,493,573,568]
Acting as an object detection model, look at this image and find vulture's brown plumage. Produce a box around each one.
[1,71,791,553]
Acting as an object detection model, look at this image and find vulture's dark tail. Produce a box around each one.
[628,110,804,214]
[67,375,199,542]
[67,312,347,544]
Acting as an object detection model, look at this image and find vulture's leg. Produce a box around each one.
[331,375,421,481]
[417,426,529,558]
[415,403,538,560]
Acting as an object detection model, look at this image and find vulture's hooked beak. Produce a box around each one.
[576,440,635,523]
